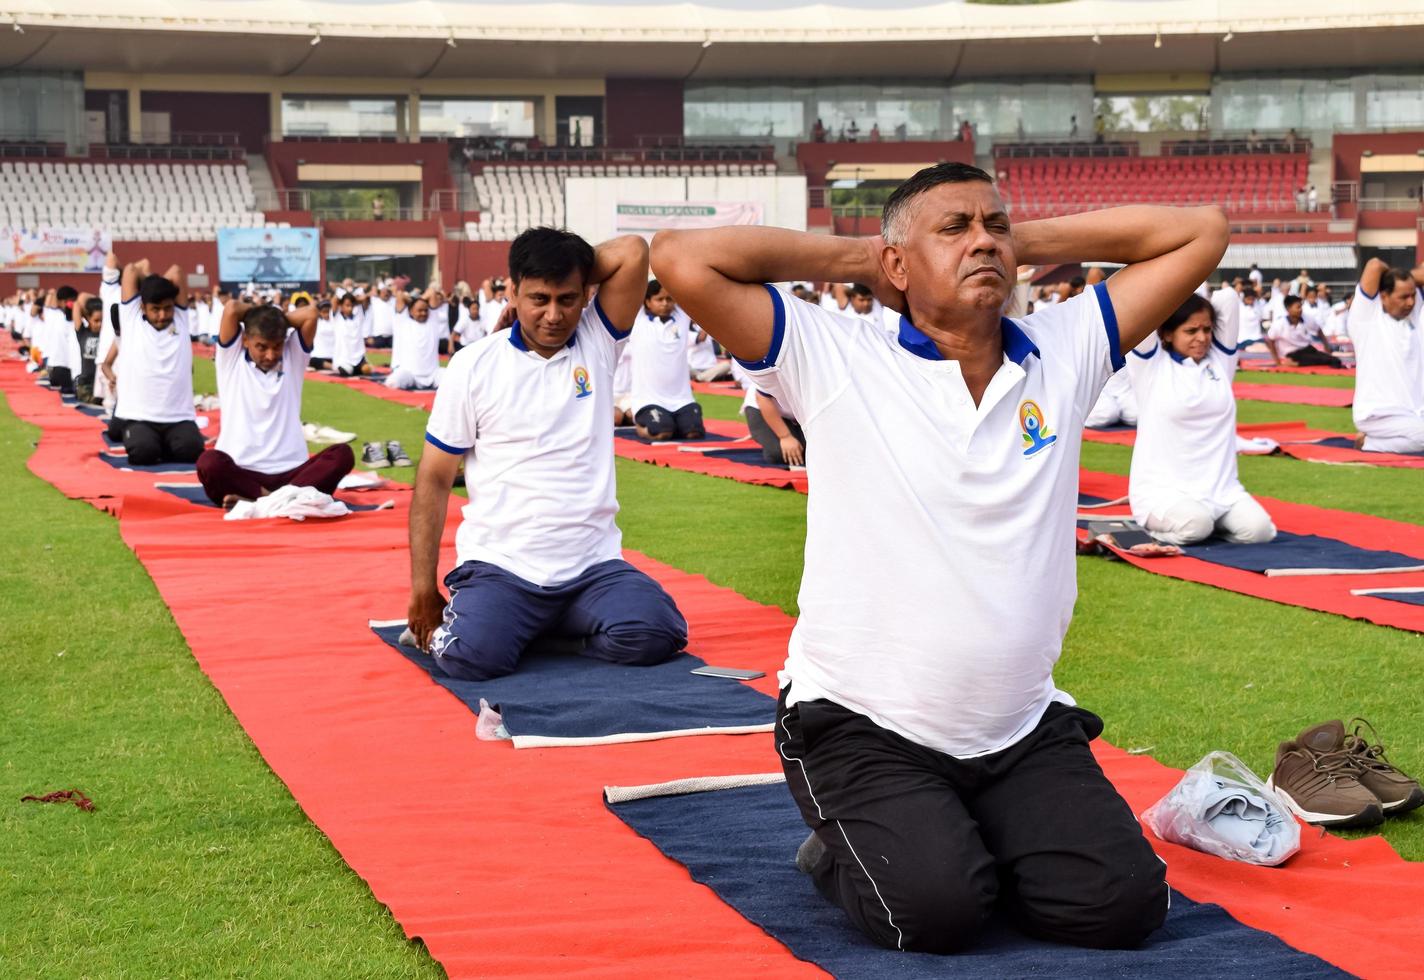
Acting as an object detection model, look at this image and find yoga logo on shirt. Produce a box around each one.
[1018,400,1057,457]
[572,365,593,399]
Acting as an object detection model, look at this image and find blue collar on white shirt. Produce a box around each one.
[509,321,577,352]
[645,311,674,323]
[896,313,1040,366]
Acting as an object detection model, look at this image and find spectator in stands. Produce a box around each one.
[959,118,973,142]
[894,122,908,141]
[309,299,336,370]
[1286,128,1300,152]
[1069,115,1079,139]
[1294,187,1307,211]
[372,195,385,221]
[869,122,882,143]
[1268,294,1344,368]
[1307,184,1319,212]
[812,118,827,143]
[847,119,860,143]
[197,300,354,508]
[629,279,705,441]
[1094,113,1105,143]
[406,229,688,682]
[1247,129,1261,152]
[100,260,204,467]
[386,287,445,390]
[1349,259,1424,454]
[1130,290,1276,546]
[332,290,372,377]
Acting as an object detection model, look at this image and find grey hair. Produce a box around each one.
[881,162,995,246]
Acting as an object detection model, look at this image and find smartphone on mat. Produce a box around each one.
[690,665,766,680]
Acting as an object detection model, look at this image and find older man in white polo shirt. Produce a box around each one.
[1350,258,1424,453]
[652,162,1228,954]
[406,228,687,680]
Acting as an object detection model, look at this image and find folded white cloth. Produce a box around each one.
[224,485,350,522]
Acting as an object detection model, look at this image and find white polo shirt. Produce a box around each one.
[370,296,395,338]
[1349,284,1424,427]
[424,299,630,586]
[97,270,121,369]
[479,297,509,336]
[1128,287,1246,525]
[1269,313,1318,352]
[1239,298,1263,342]
[332,310,367,372]
[311,313,337,360]
[745,283,1122,759]
[629,307,696,413]
[113,296,195,424]
[214,328,312,473]
[390,310,443,385]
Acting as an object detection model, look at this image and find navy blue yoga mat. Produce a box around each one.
[1183,530,1424,573]
[1316,436,1424,459]
[156,483,385,511]
[614,428,738,447]
[370,623,774,740]
[97,452,196,474]
[73,402,106,417]
[701,447,792,470]
[608,783,1346,979]
[1356,590,1424,607]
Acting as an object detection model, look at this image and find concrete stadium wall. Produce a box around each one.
[562,175,809,244]
[604,79,683,147]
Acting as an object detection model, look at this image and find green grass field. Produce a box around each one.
[5,358,1421,974]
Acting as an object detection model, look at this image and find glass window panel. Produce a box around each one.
[1096,94,1210,133]
[282,97,399,138]
[1364,77,1424,129]
[420,99,535,138]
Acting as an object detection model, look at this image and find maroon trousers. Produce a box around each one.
[196,444,355,505]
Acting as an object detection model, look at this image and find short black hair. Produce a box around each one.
[83,297,103,317]
[508,227,595,288]
[1380,267,1415,295]
[644,278,665,301]
[242,305,288,343]
[847,283,874,299]
[882,162,994,245]
[139,274,180,306]
[1283,294,1303,309]
[1069,276,1086,290]
[1158,293,1217,346]
[56,285,79,303]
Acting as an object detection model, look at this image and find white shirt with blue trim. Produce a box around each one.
[113,297,195,424]
[424,300,629,587]
[745,282,1122,759]
[389,309,443,386]
[1349,284,1424,428]
[213,328,312,474]
[1127,286,1246,525]
[629,307,696,413]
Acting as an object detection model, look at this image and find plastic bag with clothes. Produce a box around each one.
[1142,750,1300,867]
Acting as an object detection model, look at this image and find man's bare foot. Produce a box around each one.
[222,494,245,511]
[1125,542,1183,558]
[1353,432,1366,450]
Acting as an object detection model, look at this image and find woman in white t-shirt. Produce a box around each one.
[1128,291,1275,546]
[309,299,337,370]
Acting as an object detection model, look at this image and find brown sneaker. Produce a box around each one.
[1345,718,1424,816]
[1266,721,1384,828]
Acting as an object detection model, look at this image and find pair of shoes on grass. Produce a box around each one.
[361,440,411,469]
[1266,719,1423,828]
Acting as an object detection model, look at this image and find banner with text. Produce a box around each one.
[0,227,111,273]
[217,227,321,293]
[613,202,764,241]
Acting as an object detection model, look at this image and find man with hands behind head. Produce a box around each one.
[652,162,1228,955]
[195,298,354,508]
[406,228,687,682]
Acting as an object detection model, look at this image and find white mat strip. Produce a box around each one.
[513,723,773,750]
[604,771,785,804]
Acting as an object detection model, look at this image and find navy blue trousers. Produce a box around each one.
[431,558,688,681]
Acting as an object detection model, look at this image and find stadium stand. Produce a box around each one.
[996,150,1311,219]
[0,160,264,241]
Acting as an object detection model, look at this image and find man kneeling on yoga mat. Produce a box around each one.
[405,228,688,680]
[196,300,354,508]
[652,163,1229,954]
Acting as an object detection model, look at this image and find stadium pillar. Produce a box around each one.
[269,91,284,142]
[407,91,421,143]
[542,97,558,147]
[127,86,143,144]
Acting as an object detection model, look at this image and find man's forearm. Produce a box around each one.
[1013,206,1225,267]
[408,481,449,594]
[657,227,878,288]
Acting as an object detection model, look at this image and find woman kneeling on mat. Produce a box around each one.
[1128,289,1276,547]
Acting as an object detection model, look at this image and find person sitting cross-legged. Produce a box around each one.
[652,162,1229,954]
[405,229,688,681]
[100,260,205,467]
[196,300,354,508]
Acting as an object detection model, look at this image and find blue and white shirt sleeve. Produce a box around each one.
[735,284,852,426]
[425,354,476,457]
